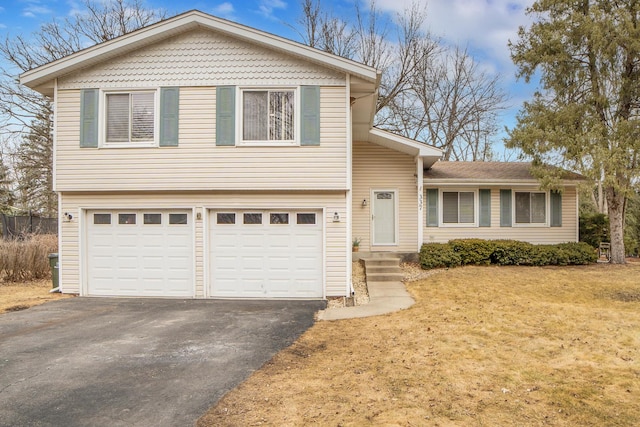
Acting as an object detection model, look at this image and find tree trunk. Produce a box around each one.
[606,188,626,264]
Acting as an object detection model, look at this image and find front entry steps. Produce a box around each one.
[362,254,404,283]
[317,253,414,321]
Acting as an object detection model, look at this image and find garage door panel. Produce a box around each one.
[87,210,193,297]
[209,210,322,298]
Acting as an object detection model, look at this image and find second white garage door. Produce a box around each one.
[209,210,323,298]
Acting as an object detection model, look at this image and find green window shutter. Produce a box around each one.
[159,87,179,147]
[479,189,491,227]
[500,189,512,227]
[216,86,235,146]
[550,190,562,227]
[80,89,99,148]
[426,188,438,227]
[300,85,320,146]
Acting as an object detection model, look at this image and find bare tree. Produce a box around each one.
[293,0,507,160]
[0,0,166,214]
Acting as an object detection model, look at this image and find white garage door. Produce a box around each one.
[209,210,323,298]
[87,210,193,297]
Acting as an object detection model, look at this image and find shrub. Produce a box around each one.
[490,240,536,265]
[556,242,598,264]
[420,243,461,269]
[579,213,609,248]
[0,235,58,282]
[420,239,597,270]
[449,239,495,265]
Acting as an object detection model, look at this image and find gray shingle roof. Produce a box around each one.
[424,162,584,181]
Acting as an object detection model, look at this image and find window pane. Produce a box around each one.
[143,213,161,225]
[442,192,459,223]
[515,192,531,223]
[243,91,268,140]
[217,213,235,224]
[118,213,136,224]
[169,213,188,225]
[269,91,294,140]
[270,213,289,224]
[531,193,546,223]
[106,94,129,142]
[131,92,154,141]
[459,192,475,223]
[297,213,316,224]
[244,213,262,224]
[94,213,111,225]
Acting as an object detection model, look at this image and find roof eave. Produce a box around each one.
[20,10,379,91]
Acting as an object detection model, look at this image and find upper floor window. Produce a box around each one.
[515,191,546,224]
[105,91,155,144]
[242,89,295,143]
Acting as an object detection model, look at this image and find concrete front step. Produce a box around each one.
[366,272,404,282]
[366,266,401,274]
[364,258,400,267]
[363,255,403,283]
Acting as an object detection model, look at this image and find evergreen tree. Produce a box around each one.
[508,0,640,263]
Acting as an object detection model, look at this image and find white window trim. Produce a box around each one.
[439,189,478,228]
[513,190,549,227]
[236,86,299,146]
[99,88,159,148]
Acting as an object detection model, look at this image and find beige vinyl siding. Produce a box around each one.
[352,141,418,252]
[55,86,347,191]
[423,186,578,244]
[59,191,347,297]
[58,28,345,89]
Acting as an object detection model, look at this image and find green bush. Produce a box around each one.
[449,239,495,265]
[579,213,609,248]
[556,242,598,264]
[419,239,597,270]
[420,243,461,269]
[490,240,536,265]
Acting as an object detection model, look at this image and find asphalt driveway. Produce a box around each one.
[0,297,325,427]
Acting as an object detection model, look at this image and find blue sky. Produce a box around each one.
[0,0,536,154]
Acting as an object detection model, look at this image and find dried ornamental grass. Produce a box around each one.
[0,235,58,282]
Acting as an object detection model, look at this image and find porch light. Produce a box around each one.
[333,212,340,222]
[362,199,368,207]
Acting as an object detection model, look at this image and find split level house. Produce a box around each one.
[20,10,582,300]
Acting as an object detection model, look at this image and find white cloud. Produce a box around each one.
[212,2,236,20]
[21,4,53,18]
[375,0,534,72]
[257,0,287,19]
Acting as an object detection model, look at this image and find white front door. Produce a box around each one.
[372,190,396,245]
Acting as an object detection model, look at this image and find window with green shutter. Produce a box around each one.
[80,89,99,148]
[550,190,562,227]
[479,189,491,227]
[159,87,179,147]
[426,188,438,227]
[500,189,512,227]
[300,85,320,146]
[216,86,236,146]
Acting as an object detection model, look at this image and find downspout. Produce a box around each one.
[346,73,354,297]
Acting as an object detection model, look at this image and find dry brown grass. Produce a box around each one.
[0,279,71,313]
[0,234,58,282]
[198,264,640,427]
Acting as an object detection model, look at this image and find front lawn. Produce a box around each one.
[198,264,640,426]
[0,279,71,313]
